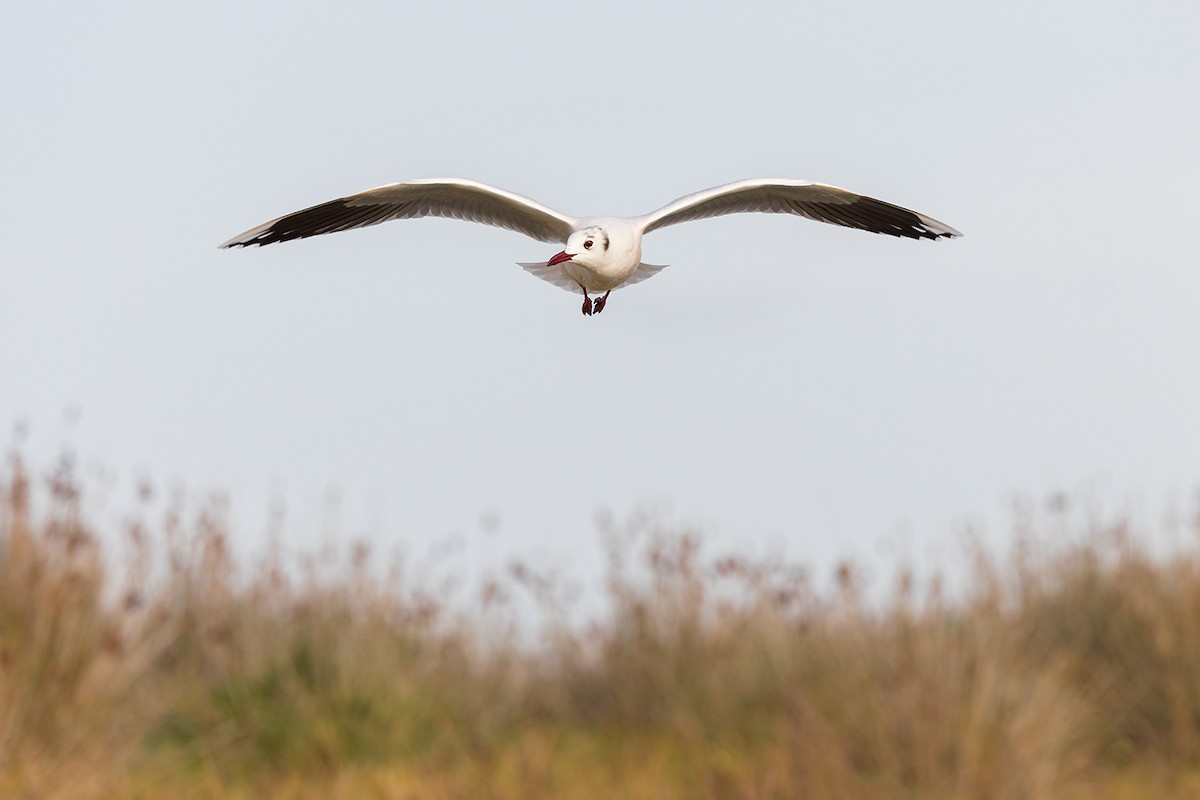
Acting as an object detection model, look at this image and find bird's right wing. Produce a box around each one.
[221,178,578,248]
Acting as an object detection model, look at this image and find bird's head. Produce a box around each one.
[547,227,609,268]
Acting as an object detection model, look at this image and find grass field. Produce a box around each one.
[3,452,1200,799]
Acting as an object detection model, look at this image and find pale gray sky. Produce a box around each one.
[3,1,1198,582]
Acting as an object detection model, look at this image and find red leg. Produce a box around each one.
[581,288,593,316]
[593,290,610,314]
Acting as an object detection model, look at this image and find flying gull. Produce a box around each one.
[221,178,961,315]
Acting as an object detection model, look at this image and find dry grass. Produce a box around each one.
[2,452,1200,799]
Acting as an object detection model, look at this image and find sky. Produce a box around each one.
[3,0,1199,590]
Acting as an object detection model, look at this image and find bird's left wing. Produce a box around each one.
[221,178,578,248]
[637,179,961,241]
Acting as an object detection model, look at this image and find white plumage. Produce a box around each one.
[222,177,961,315]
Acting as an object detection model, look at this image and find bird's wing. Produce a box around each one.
[220,178,578,248]
[637,179,961,240]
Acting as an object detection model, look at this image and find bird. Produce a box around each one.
[221,178,961,316]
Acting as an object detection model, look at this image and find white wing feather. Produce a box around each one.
[221,178,578,248]
[638,179,961,240]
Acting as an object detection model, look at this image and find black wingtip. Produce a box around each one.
[220,196,410,250]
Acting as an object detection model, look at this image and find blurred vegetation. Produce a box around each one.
[2,452,1200,799]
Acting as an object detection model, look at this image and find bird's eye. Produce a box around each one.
[583,240,593,249]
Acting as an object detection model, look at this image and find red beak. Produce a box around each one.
[547,251,574,266]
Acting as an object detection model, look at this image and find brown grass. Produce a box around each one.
[2,452,1200,798]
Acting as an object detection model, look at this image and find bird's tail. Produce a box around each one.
[516,261,670,294]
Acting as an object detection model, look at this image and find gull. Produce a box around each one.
[221,178,961,316]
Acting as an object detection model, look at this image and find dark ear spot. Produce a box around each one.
[600,231,609,250]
